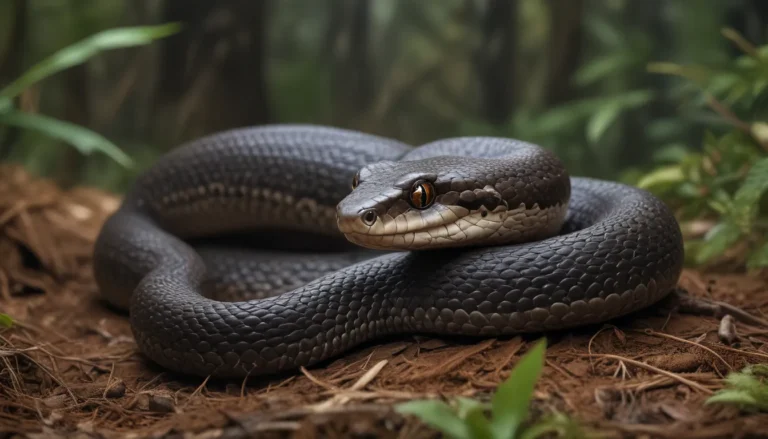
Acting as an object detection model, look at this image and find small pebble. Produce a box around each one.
[718,314,739,346]
[148,394,176,413]
[105,380,126,398]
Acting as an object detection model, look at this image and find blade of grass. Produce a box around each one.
[0,313,12,328]
[396,399,472,439]
[490,339,547,439]
[0,110,132,167]
[0,23,181,100]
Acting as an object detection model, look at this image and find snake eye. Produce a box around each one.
[409,180,435,209]
[351,172,360,189]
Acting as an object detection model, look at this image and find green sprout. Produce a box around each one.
[396,339,591,439]
[706,364,768,412]
[0,313,13,328]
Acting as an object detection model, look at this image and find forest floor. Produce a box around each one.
[1,164,768,439]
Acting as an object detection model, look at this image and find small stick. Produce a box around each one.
[643,329,732,371]
[584,353,714,394]
[674,290,768,327]
[300,366,340,391]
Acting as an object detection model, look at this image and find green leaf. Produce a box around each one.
[454,397,491,418]
[706,365,768,412]
[647,62,713,85]
[651,144,690,164]
[636,165,685,190]
[584,15,625,48]
[721,28,759,58]
[706,391,759,407]
[0,23,181,100]
[463,406,494,439]
[707,189,735,215]
[0,313,12,328]
[587,105,621,144]
[518,413,589,439]
[723,373,762,390]
[573,53,637,87]
[596,90,655,111]
[705,389,768,410]
[396,400,472,439]
[732,157,768,227]
[454,397,494,439]
[586,90,654,144]
[0,110,132,167]
[745,364,768,377]
[490,339,547,439]
[695,221,743,264]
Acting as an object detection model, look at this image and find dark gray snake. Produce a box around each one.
[93,124,684,378]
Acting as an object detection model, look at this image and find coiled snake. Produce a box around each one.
[93,125,684,378]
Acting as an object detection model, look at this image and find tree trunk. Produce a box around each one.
[154,0,273,146]
[56,64,90,187]
[477,0,517,125]
[329,0,373,127]
[726,0,768,47]
[543,0,585,107]
[618,0,671,174]
[0,0,27,160]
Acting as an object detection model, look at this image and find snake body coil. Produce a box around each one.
[93,125,684,378]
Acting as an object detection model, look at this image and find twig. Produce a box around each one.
[310,360,389,411]
[642,329,732,371]
[706,95,751,132]
[407,338,496,382]
[705,93,768,150]
[722,28,760,58]
[183,375,211,408]
[675,290,768,327]
[587,325,615,373]
[239,369,253,399]
[584,353,714,394]
[300,366,340,391]
[350,360,388,391]
[714,344,768,361]
[492,336,523,377]
[545,360,575,380]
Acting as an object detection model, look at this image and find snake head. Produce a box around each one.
[335,157,563,251]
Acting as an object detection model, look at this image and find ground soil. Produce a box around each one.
[1,164,768,439]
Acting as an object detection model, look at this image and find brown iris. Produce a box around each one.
[410,180,435,209]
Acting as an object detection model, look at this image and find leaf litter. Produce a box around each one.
[0,164,767,438]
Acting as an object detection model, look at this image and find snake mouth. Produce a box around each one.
[338,205,510,250]
[338,202,570,251]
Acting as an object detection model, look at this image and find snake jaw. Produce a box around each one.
[339,198,571,251]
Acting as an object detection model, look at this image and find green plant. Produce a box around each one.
[395,340,590,439]
[0,23,181,167]
[460,7,658,180]
[0,313,12,328]
[706,364,768,412]
[637,29,768,268]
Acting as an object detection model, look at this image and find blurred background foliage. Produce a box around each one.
[0,0,767,268]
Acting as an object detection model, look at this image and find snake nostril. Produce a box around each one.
[361,209,377,226]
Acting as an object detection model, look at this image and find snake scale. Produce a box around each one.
[93,124,684,379]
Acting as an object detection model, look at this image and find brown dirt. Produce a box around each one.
[1,164,768,439]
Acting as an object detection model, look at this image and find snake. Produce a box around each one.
[92,124,684,379]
